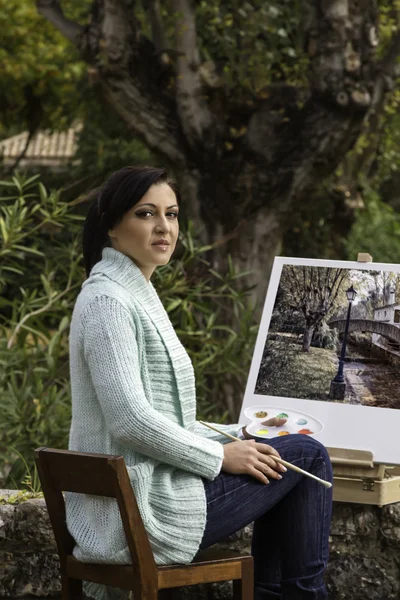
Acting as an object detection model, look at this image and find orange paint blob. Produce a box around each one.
[298,428,313,435]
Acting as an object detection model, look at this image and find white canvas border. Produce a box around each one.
[239,257,400,466]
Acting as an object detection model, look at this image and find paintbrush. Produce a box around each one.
[199,420,332,489]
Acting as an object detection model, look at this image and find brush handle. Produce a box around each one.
[198,421,332,489]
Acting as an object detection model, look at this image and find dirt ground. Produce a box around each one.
[344,357,400,409]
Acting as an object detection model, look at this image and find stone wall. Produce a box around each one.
[1,491,399,599]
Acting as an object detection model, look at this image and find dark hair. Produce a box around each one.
[82,166,179,277]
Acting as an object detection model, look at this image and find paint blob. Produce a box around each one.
[276,412,288,418]
[298,428,313,435]
[278,431,290,436]
[254,411,268,418]
[296,419,308,425]
[255,429,269,435]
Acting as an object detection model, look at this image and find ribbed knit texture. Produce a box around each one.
[65,247,242,569]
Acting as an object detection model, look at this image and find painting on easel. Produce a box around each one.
[239,257,400,466]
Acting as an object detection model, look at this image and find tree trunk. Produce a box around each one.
[302,324,316,352]
[178,169,284,418]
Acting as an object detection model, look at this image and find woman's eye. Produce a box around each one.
[135,210,179,219]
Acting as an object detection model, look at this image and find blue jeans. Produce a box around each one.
[199,435,333,600]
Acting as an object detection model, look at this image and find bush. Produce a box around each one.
[312,322,339,350]
[0,174,84,488]
[0,174,256,489]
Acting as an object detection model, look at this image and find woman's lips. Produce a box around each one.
[152,242,170,251]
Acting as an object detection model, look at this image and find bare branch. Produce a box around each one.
[171,0,215,147]
[36,0,84,45]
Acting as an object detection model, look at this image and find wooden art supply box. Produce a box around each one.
[327,447,400,507]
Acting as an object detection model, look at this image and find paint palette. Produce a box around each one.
[244,406,323,439]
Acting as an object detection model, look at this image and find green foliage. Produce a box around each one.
[71,94,156,183]
[0,174,84,488]
[0,0,309,143]
[0,175,256,489]
[170,0,308,95]
[0,0,89,137]
[1,447,43,498]
[346,187,400,263]
[0,489,43,505]
[373,90,400,185]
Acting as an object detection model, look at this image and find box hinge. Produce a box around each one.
[362,478,375,491]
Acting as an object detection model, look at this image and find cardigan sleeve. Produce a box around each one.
[80,295,224,480]
[193,421,244,444]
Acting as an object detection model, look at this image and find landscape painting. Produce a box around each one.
[255,264,400,409]
[240,257,400,465]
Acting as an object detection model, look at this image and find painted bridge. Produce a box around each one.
[328,319,400,342]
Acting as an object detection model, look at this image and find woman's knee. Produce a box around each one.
[300,436,333,479]
[262,434,332,469]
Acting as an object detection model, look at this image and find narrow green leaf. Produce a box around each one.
[167,298,182,312]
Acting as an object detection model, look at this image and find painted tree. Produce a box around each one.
[278,265,348,351]
[366,269,400,309]
[34,0,400,307]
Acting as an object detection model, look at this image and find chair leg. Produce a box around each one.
[61,576,83,600]
[233,558,254,600]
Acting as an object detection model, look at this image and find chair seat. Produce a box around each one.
[158,549,252,589]
[66,548,251,590]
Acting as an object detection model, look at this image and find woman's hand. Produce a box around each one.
[222,439,287,485]
[242,416,288,440]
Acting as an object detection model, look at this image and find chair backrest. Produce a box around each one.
[35,447,157,582]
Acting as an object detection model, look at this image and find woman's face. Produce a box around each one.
[108,182,179,280]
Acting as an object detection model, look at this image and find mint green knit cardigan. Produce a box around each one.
[66,247,242,572]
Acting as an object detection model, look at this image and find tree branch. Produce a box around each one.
[36,0,84,45]
[146,0,167,54]
[96,0,186,164]
[239,0,382,225]
[171,0,215,149]
[100,77,186,166]
[37,0,186,165]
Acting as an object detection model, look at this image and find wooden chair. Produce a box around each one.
[35,447,254,600]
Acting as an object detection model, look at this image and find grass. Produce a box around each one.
[256,339,338,400]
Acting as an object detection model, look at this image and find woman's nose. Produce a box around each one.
[155,216,170,233]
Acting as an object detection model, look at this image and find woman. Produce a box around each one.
[66,166,333,600]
